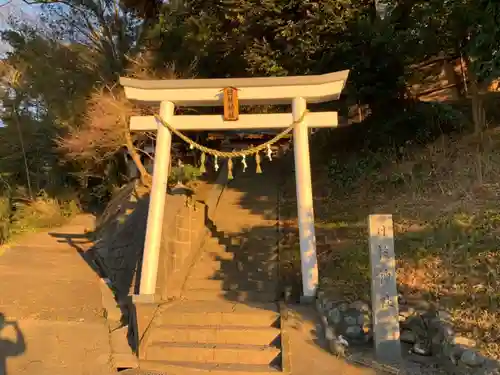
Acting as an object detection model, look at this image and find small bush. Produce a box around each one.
[0,195,11,244]
[324,101,471,194]
[168,164,202,186]
[6,191,81,239]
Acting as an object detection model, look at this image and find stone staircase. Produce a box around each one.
[138,166,284,374]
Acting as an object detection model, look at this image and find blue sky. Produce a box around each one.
[0,0,39,54]
[0,0,37,127]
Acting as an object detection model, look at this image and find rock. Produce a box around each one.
[343,312,358,326]
[441,337,460,364]
[400,329,417,344]
[329,335,349,357]
[460,350,486,367]
[478,364,500,375]
[438,310,452,322]
[325,300,336,310]
[344,325,363,339]
[399,306,416,319]
[328,308,342,325]
[421,311,438,327]
[401,315,427,336]
[454,336,477,348]
[357,313,366,325]
[362,311,371,325]
[325,325,336,341]
[338,302,349,312]
[440,322,455,338]
[319,313,328,328]
[430,320,453,341]
[315,298,324,312]
[317,290,325,301]
[398,293,407,305]
[412,339,432,356]
[349,300,371,313]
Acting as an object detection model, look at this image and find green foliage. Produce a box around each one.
[362,102,467,151]
[10,195,73,235]
[168,164,202,186]
[328,154,383,191]
[467,0,500,83]
[0,196,11,244]
[326,101,469,190]
[1,0,499,235]
[0,1,144,217]
[0,191,80,245]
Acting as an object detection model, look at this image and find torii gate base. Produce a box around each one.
[120,70,349,302]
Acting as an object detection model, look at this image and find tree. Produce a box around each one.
[2,0,498,203]
[466,0,500,83]
[0,2,153,200]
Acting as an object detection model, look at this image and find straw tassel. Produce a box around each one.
[228,158,234,180]
[255,152,262,173]
[199,152,206,173]
[241,155,247,172]
[266,144,273,161]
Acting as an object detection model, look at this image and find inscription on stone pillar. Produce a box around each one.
[368,214,402,365]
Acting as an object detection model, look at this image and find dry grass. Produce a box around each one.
[0,192,80,245]
[58,89,132,160]
[281,127,500,360]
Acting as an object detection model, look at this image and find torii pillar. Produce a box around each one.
[120,70,349,302]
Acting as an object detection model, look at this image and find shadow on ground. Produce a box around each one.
[0,313,26,375]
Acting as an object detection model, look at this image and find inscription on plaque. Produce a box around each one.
[368,214,402,365]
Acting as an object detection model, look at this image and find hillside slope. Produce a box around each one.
[281,110,500,360]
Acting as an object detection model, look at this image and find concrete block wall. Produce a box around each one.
[91,185,149,301]
[93,189,207,304]
[156,198,206,301]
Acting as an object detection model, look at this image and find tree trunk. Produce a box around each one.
[462,52,486,185]
[124,130,152,189]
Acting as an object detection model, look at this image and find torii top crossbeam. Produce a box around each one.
[119,70,349,106]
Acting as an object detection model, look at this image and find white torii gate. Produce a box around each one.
[120,70,349,301]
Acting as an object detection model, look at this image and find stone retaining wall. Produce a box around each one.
[315,291,500,375]
[89,180,211,332]
[155,197,206,301]
[92,190,206,302]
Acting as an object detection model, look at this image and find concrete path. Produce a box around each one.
[0,215,113,375]
[286,306,378,375]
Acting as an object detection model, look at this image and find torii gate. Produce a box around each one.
[120,70,349,301]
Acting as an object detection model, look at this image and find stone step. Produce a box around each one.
[184,278,277,292]
[192,259,223,271]
[189,261,223,278]
[157,301,279,327]
[139,360,281,375]
[200,251,233,261]
[146,342,281,365]
[183,289,277,302]
[149,325,280,346]
[203,238,227,250]
[201,251,279,263]
[190,261,278,278]
[186,274,278,289]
